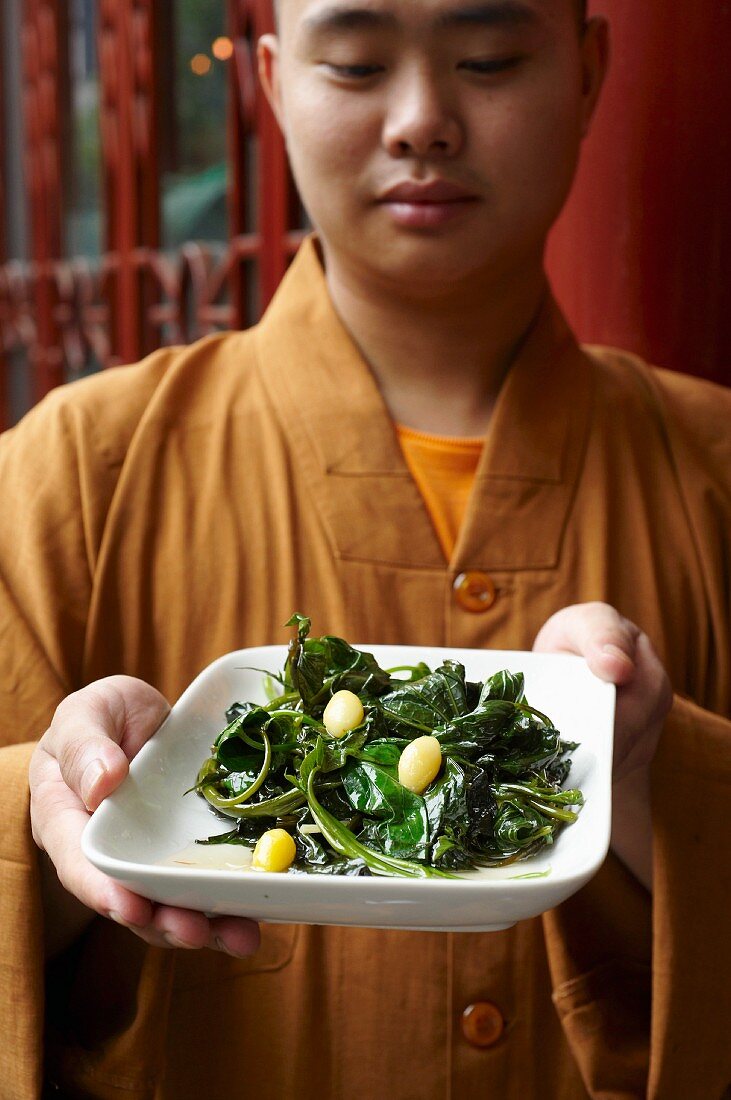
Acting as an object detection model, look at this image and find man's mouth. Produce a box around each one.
[377,179,479,228]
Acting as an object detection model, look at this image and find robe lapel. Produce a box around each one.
[453,303,594,572]
[254,238,444,570]
[254,236,593,575]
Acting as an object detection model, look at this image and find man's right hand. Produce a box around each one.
[29,675,261,960]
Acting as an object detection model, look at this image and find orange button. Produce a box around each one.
[461,1001,505,1048]
[453,571,497,613]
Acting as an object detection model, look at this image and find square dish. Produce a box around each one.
[82,646,614,932]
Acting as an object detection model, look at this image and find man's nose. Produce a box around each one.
[382,68,462,159]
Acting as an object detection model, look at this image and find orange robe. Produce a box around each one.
[0,238,729,1100]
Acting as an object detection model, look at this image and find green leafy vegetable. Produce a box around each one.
[190,615,584,876]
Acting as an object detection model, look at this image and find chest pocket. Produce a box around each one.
[172,922,299,992]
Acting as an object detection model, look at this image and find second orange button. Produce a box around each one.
[461,1001,505,1048]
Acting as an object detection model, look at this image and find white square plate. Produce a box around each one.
[82,646,614,932]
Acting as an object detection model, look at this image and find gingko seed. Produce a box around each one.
[323,690,364,739]
[398,735,443,794]
[252,828,296,873]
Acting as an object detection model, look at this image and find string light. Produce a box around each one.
[190,53,212,76]
[212,36,234,61]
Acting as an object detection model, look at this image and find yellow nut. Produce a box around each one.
[252,828,296,873]
[323,689,364,739]
[398,735,442,794]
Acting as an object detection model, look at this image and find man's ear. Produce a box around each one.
[579,17,610,137]
[258,34,285,129]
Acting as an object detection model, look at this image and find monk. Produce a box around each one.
[1,0,729,1097]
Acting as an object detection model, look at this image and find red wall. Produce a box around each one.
[547,2,731,386]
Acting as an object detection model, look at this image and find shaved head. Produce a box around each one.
[273,0,589,30]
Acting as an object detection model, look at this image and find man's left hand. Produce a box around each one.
[533,602,673,782]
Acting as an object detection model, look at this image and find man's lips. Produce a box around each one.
[378,179,478,204]
[377,180,479,228]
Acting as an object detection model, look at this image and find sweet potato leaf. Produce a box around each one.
[343,760,430,860]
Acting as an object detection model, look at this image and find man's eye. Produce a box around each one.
[458,57,522,75]
[324,63,384,79]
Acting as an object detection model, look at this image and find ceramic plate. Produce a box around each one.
[82,646,614,932]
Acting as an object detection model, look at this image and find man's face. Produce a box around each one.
[260,0,606,289]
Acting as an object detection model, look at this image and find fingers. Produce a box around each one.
[137,909,261,956]
[31,677,163,937]
[533,601,639,685]
[532,602,673,783]
[31,746,154,924]
[209,915,262,957]
[31,746,260,957]
[41,676,170,811]
[31,677,261,960]
[612,632,673,779]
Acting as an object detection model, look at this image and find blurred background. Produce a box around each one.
[0,0,729,428]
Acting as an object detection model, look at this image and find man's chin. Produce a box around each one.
[357,236,499,295]
[317,219,505,295]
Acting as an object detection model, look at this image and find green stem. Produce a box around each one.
[262,691,300,709]
[225,787,306,819]
[204,730,272,808]
[267,709,326,733]
[525,800,578,824]
[495,781,583,805]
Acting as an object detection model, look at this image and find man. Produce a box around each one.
[0,1,729,1097]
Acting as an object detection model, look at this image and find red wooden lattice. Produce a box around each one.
[22,0,66,402]
[0,0,305,430]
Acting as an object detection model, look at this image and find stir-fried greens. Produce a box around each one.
[188,615,584,878]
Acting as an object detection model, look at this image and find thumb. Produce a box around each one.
[533,602,639,685]
[41,676,170,812]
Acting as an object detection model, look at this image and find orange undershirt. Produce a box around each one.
[396,424,485,561]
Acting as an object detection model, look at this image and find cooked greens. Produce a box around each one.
[189,615,583,877]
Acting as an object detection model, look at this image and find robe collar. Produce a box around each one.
[253,236,594,573]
